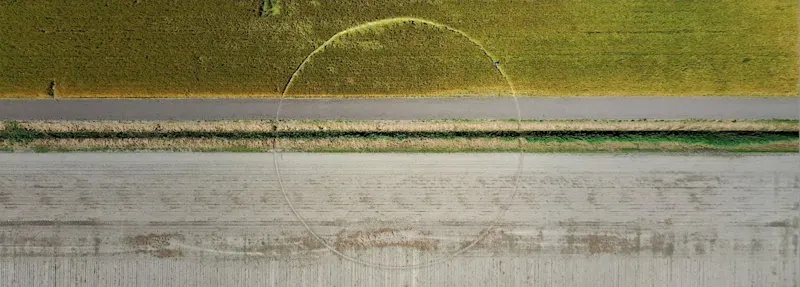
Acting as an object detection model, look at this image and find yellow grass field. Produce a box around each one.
[1,0,797,98]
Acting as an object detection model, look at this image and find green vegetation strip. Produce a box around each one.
[1,129,796,143]
[0,121,794,141]
[3,138,796,153]
[0,121,796,153]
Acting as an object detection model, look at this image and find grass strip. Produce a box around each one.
[13,119,800,133]
[2,137,795,153]
[1,125,796,143]
[1,120,795,153]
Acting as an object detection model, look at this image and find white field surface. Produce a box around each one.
[0,153,798,286]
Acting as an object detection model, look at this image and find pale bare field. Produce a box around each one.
[13,119,798,133]
[0,153,797,286]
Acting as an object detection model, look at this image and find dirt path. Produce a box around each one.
[0,96,797,120]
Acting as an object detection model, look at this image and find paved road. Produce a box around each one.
[1,153,797,286]
[0,97,797,120]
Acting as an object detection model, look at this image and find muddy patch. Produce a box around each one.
[249,233,324,257]
[750,239,764,253]
[694,242,706,254]
[468,228,543,254]
[93,237,102,255]
[0,235,62,256]
[334,228,438,251]
[586,192,597,205]
[650,232,675,256]
[77,192,98,208]
[766,220,790,228]
[563,233,640,255]
[677,174,716,183]
[688,192,701,204]
[123,233,184,258]
[38,195,54,206]
[0,191,11,204]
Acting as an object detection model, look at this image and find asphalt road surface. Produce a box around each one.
[0,96,797,120]
[1,153,797,286]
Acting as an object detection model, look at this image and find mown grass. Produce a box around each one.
[0,0,796,97]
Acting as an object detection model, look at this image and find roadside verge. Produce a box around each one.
[1,120,797,153]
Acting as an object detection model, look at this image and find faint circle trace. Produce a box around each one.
[272,17,525,270]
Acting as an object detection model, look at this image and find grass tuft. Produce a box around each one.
[260,0,280,17]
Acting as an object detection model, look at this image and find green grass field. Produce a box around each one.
[1,0,797,97]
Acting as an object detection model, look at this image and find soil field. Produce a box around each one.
[0,0,797,98]
[0,153,797,285]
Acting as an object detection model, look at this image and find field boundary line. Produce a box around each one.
[271,17,525,270]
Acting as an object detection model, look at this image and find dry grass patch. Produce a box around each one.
[0,140,11,151]
[725,141,799,152]
[22,138,273,152]
[276,137,521,152]
[19,120,278,133]
[522,140,798,152]
[13,137,522,152]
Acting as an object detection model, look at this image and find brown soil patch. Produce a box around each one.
[649,232,676,256]
[466,227,543,254]
[563,232,642,255]
[249,234,324,256]
[333,227,438,251]
[123,233,184,258]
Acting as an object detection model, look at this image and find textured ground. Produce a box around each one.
[1,97,797,120]
[2,1,797,97]
[0,153,797,286]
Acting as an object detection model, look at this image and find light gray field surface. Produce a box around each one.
[0,153,798,286]
[0,96,797,120]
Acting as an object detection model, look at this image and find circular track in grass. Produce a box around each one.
[273,17,524,270]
